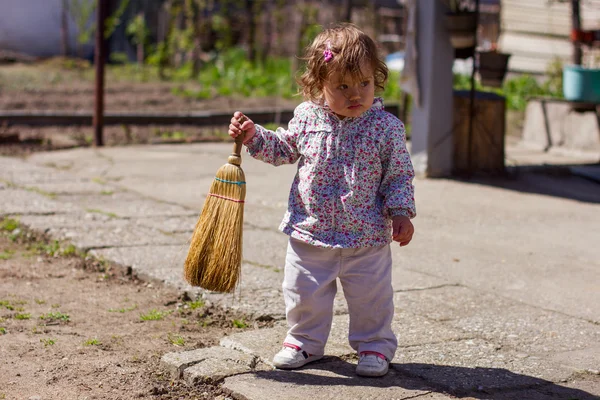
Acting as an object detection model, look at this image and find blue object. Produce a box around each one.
[563,65,600,103]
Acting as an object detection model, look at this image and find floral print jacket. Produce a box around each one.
[245,97,416,248]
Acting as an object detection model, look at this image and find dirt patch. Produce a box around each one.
[0,221,271,399]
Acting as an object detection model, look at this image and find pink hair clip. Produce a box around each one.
[323,40,333,62]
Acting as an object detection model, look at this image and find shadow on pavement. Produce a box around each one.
[253,358,598,399]
[454,165,600,204]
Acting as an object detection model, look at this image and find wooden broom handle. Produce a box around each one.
[232,115,247,157]
[233,134,244,157]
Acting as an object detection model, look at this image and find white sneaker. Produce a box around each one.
[356,352,389,377]
[272,344,323,369]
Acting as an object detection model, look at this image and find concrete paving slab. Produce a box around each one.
[18,180,117,195]
[222,362,447,400]
[134,215,198,234]
[392,268,455,292]
[548,347,600,372]
[242,228,288,270]
[393,338,574,389]
[19,214,186,250]
[220,310,474,366]
[449,304,600,357]
[0,188,75,215]
[244,203,289,231]
[393,285,600,358]
[90,244,194,292]
[161,346,264,380]
[392,177,600,322]
[54,192,194,219]
[0,163,87,185]
[394,285,515,322]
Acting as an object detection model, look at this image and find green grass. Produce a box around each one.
[187,300,205,310]
[108,305,137,313]
[167,333,185,346]
[232,319,248,329]
[25,186,57,199]
[0,218,19,232]
[40,338,56,347]
[39,311,70,322]
[0,250,15,260]
[100,190,114,195]
[86,209,118,218]
[140,309,170,321]
[92,177,107,185]
[83,338,101,346]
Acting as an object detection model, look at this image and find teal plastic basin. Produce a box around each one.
[563,65,600,103]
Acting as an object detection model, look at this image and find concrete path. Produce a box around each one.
[1,142,599,399]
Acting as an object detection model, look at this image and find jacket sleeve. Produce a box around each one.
[379,118,416,219]
[244,104,306,166]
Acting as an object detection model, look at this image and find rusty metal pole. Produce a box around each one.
[93,0,108,147]
[571,0,583,65]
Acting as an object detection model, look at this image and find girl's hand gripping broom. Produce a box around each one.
[184,125,246,293]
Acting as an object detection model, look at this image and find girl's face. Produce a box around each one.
[322,62,375,120]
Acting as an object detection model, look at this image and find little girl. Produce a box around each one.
[228,23,416,377]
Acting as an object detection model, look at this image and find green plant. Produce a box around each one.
[0,327,6,335]
[35,299,46,305]
[40,311,70,322]
[83,338,101,346]
[187,299,205,310]
[0,218,19,232]
[40,338,56,347]
[167,333,185,346]
[0,250,14,260]
[86,209,118,218]
[140,309,170,321]
[108,305,137,313]
[14,313,31,320]
[232,319,248,329]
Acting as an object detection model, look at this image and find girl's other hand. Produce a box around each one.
[392,215,414,247]
[229,111,256,143]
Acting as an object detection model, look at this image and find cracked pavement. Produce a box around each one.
[1,142,599,399]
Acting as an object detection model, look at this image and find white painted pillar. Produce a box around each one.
[410,0,455,177]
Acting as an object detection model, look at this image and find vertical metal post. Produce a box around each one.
[467,0,480,176]
[571,0,583,65]
[93,0,108,147]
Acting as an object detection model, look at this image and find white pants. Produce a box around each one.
[282,238,397,361]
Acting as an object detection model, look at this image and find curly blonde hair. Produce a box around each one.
[298,23,389,103]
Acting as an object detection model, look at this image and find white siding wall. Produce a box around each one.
[498,0,600,74]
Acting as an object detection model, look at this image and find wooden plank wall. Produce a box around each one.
[498,0,600,74]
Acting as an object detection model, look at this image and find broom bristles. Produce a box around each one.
[184,157,246,293]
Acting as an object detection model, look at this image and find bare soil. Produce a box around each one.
[0,223,271,400]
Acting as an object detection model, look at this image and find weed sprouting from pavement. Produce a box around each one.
[232,319,248,329]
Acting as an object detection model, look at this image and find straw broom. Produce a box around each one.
[184,124,246,293]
